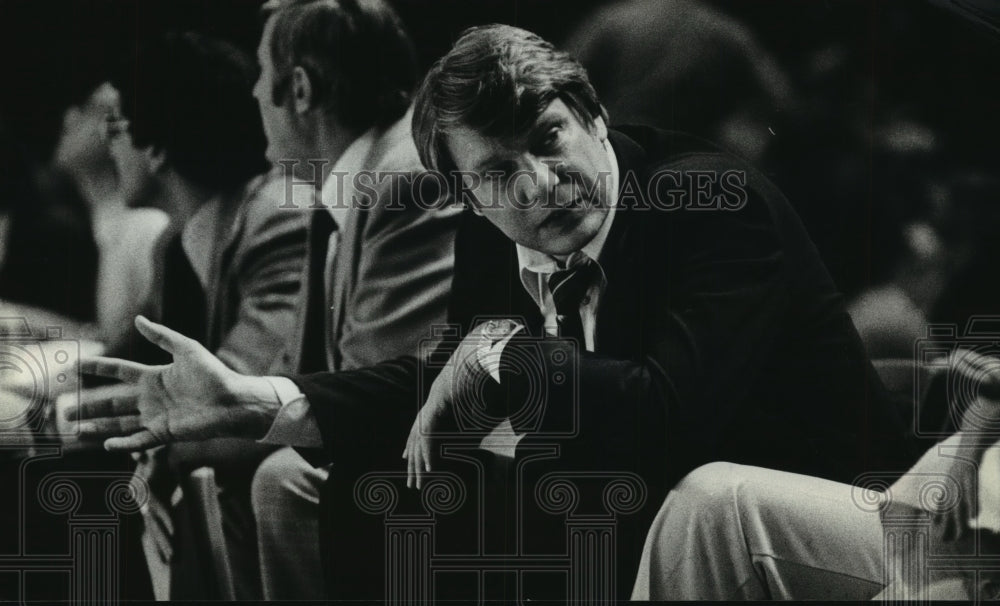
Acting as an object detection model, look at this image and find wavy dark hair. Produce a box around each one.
[413,24,607,175]
[112,31,269,194]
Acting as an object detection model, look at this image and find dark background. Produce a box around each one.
[2,0,997,161]
[0,0,998,298]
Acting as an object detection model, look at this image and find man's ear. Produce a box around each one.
[591,115,608,142]
[291,66,314,114]
[144,146,167,174]
[458,174,484,216]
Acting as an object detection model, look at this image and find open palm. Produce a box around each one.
[74,316,243,451]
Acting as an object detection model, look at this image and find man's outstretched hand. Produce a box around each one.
[68,316,281,452]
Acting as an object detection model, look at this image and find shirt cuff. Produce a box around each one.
[258,376,323,448]
[476,320,525,383]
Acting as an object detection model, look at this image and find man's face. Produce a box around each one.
[107,117,158,209]
[253,16,305,164]
[53,82,119,176]
[445,99,613,257]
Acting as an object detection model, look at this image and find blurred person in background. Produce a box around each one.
[103,31,307,600]
[846,122,948,361]
[928,168,1000,335]
[1,81,169,430]
[0,120,150,597]
[52,81,169,350]
[0,117,98,335]
[565,0,796,165]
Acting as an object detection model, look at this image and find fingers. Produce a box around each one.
[405,426,417,490]
[406,447,414,490]
[81,356,151,383]
[404,421,434,491]
[79,415,144,439]
[64,383,140,421]
[135,315,195,357]
[105,429,163,453]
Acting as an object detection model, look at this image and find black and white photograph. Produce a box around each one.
[0,0,999,602]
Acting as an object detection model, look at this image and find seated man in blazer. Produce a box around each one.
[247,0,459,599]
[74,24,916,601]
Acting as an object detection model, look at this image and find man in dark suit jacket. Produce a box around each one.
[75,24,915,601]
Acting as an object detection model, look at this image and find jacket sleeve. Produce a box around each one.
[290,354,428,466]
[215,201,308,375]
[336,176,461,371]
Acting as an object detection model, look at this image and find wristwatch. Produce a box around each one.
[477,319,524,383]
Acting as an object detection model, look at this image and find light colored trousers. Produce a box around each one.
[250,446,329,600]
[631,462,886,601]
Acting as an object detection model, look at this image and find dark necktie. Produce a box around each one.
[300,210,338,373]
[548,257,600,345]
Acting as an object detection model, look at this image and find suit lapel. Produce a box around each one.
[208,194,246,348]
[595,208,644,357]
[179,187,245,350]
[595,130,648,356]
[325,120,407,369]
[468,213,545,336]
[326,169,362,370]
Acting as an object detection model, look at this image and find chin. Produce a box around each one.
[536,233,592,257]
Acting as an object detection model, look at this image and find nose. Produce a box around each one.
[252,76,263,101]
[512,154,560,208]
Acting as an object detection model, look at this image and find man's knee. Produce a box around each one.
[671,462,744,510]
[251,447,326,516]
[661,462,802,536]
[644,462,754,539]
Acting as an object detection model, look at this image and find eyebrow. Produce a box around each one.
[469,114,567,172]
[472,153,506,174]
[528,114,565,141]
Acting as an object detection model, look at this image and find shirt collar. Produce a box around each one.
[516,138,620,277]
[320,128,378,228]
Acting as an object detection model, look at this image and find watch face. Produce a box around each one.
[482,319,519,343]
